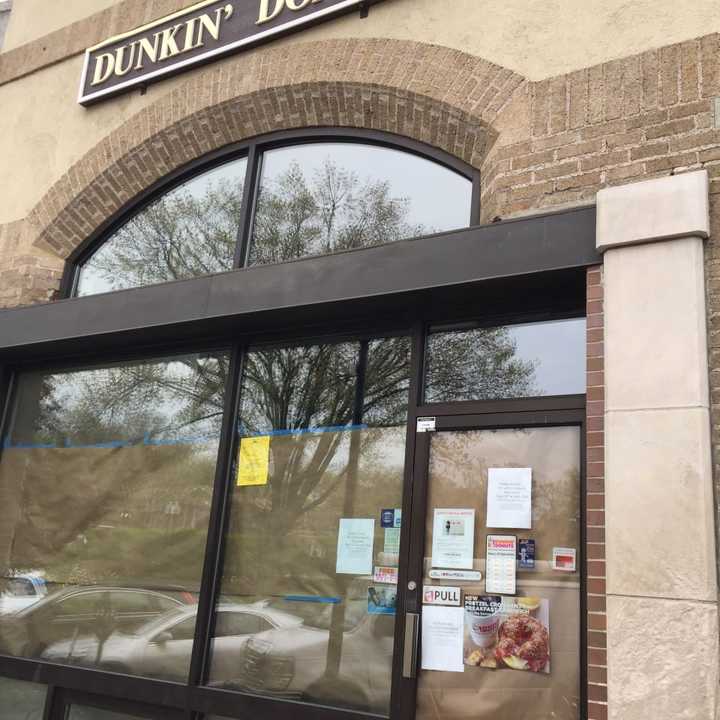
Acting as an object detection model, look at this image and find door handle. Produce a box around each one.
[402,612,420,678]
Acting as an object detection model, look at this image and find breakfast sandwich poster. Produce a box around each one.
[463,595,551,673]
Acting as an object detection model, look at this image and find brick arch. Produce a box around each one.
[27,38,526,260]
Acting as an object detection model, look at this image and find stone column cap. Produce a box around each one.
[596,170,709,252]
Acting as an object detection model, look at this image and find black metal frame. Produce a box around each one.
[58,127,482,298]
[0,131,597,720]
[0,334,589,720]
[397,402,588,720]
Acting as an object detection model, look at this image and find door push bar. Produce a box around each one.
[403,612,420,678]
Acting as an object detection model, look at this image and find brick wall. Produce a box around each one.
[480,35,720,222]
[586,266,607,720]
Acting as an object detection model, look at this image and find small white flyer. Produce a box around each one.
[486,468,532,529]
[421,605,465,672]
[431,509,475,569]
[336,518,374,575]
[485,535,517,595]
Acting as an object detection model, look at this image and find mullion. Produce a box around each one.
[187,344,246,688]
[389,321,424,720]
[233,142,262,269]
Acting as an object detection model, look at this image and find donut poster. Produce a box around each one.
[464,595,551,673]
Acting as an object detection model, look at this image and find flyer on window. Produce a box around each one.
[431,508,475,569]
[464,595,550,674]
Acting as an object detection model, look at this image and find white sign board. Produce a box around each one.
[432,509,475,569]
[423,586,462,606]
[486,468,532,529]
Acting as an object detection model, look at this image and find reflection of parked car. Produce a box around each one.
[0,574,48,616]
[42,603,303,682]
[216,594,396,713]
[0,586,189,658]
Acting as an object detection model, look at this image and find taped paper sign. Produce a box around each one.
[237,435,270,486]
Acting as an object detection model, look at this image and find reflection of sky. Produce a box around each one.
[261,142,473,233]
[509,318,586,395]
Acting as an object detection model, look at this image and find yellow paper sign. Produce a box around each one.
[236,435,270,487]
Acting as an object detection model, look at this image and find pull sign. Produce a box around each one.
[417,417,436,433]
[422,585,461,606]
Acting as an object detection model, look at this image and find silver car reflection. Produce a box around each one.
[214,598,395,714]
[41,603,303,682]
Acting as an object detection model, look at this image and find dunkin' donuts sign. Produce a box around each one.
[79,0,383,105]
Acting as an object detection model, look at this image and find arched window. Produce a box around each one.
[72,133,476,297]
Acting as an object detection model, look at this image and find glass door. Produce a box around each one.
[400,414,584,720]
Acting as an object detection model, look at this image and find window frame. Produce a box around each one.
[0,128,599,720]
[61,128,482,299]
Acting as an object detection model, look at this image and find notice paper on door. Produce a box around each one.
[431,509,475,569]
[421,605,465,672]
[336,519,375,575]
[486,468,532,529]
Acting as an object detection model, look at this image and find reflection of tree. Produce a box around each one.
[82,157,427,290]
[251,159,425,264]
[3,158,539,593]
[1,355,227,586]
[426,328,537,403]
[83,177,242,290]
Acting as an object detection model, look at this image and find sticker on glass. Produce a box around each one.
[368,586,396,615]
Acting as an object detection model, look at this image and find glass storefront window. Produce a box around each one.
[207,336,412,715]
[248,143,472,265]
[424,317,587,403]
[73,139,474,298]
[0,352,229,682]
[76,158,247,296]
[0,677,47,719]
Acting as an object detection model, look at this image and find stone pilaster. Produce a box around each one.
[596,170,718,720]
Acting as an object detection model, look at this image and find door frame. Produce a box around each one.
[393,399,587,720]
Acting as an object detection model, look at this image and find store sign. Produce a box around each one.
[79,0,379,105]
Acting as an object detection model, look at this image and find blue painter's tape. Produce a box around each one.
[1,423,367,451]
[63,439,130,449]
[2,439,57,449]
[283,595,341,604]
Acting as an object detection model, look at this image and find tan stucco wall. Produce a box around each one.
[4,0,720,225]
[6,0,720,74]
[2,0,117,51]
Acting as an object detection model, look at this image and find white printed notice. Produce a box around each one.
[486,468,532,529]
[421,605,465,672]
[336,519,375,575]
[432,509,475,569]
[485,535,517,595]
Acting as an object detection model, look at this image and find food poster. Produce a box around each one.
[464,595,551,674]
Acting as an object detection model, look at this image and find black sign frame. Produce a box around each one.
[78,0,381,106]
